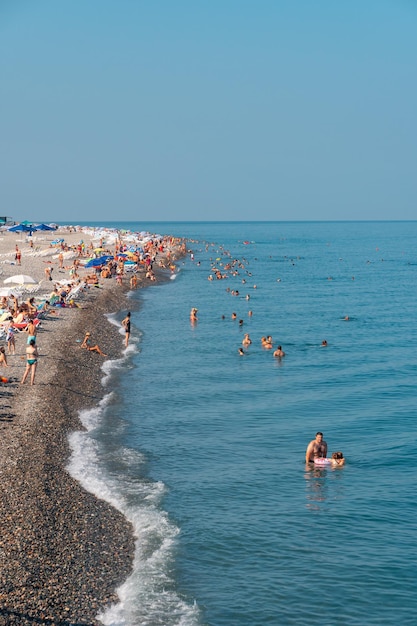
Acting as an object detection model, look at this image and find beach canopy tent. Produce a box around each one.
[8,222,56,234]
[84,255,113,268]
[34,223,56,231]
[8,223,33,233]
[4,274,38,285]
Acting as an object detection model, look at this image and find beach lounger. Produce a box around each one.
[67,282,87,300]
[12,318,41,331]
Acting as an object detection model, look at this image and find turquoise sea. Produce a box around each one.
[67,221,417,626]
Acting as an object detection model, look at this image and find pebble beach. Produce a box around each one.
[0,226,184,625]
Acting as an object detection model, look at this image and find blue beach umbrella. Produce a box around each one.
[8,223,32,233]
[34,223,57,231]
[84,255,113,268]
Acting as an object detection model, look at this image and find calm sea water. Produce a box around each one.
[67,222,417,626]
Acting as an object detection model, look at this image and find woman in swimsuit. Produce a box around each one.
[81,332,107,356]
[27,297,37,318]
[242,333,252,347]
[6,323,15,355]
[121,312,131,347]
[21,339,38,385]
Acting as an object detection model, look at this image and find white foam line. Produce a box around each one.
[66,308,200,625]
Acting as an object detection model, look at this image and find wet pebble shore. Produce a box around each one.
[0,286,135,625]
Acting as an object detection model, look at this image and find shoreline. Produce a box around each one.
[0,227,185,624]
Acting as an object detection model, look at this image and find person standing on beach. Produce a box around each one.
[21,339,38,385]
[44,265,53,281]
[25,319,37,345]
[10,294,18,316]
[15,245,21,265]
[6,323,15,355]
[121,312,131,347]
[305,432,328,463]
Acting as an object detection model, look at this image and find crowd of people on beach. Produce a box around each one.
[0,226,186,387]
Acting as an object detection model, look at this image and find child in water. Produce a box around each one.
[314,452,345,467]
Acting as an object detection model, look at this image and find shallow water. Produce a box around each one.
[68,221,417,625]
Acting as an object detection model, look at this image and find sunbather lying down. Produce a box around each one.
[80,331,107,356]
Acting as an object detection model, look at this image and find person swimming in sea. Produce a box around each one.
[262,336,273,349]
[242,333,252,347]
[305,432,327,463]
[314,452,345,467]
[273,345,285,357]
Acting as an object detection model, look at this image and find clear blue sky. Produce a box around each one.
[1,0,416,222]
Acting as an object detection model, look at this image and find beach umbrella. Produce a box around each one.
[4,274,38,285]
[34,223,56,231]
[84,255,113,268]
[7,223,32,233]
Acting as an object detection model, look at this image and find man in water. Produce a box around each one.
[305,432,327,463]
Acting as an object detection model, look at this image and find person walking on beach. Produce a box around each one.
[305,432,328,463]
[6,323,16,355]
[121,312,131,347]
[81,332,107,356]
[21,339,38,385]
